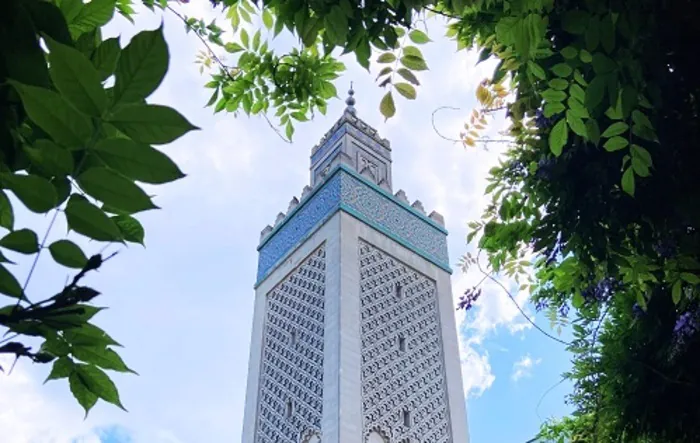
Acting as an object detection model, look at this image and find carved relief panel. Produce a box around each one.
[359,240,452,443]
[255,246,326,443]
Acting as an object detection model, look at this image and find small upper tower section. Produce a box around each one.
[309,85,393,191]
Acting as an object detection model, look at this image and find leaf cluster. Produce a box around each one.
[0,0,194,415]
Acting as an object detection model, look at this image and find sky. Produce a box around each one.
[0,2,574,442]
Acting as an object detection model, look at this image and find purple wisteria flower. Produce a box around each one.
[457,287,482,312]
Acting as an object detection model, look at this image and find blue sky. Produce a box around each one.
[0,2,573,442]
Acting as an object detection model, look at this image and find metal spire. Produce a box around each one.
[345,81,356,114]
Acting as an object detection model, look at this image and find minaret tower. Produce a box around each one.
[242,88,469,443]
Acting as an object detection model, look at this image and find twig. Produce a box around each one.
[166,4,292,144]
[432,106,465,143]
[536,376,567,421]
[476,255,571,346]
[431,106,512,146]
[18,209,60,303]
[424,6,462,20]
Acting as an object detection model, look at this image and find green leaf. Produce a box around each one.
[621,85,637,118]
[632,157,650,177]
[69,0,115,38]
[69,370,99,416]
[585,119,601,146]
[8,81,92,147]
[585,17,600,51]
[409,29,431,44]
[394,83,417,100]
[548,78,569,91]
[111,215,145,245]
[560,46,578,60]
[569,84,585,103]
[0,229,39,254]
[622,166,635,196]
[45,357,75,383]
[252,30,261,51]
[631,144,652,167]
[1,173,58,213]
[632,110,653,129]
[45,36,107,117]
[24,139,74,177]
[549,119,568,157]
[107,104,198,145]
[527,61,546,80]
[541,89,567,102]
[603,136,629,152]
[579,49,593,63]
[92,138,184,184]
[400,55,428,71]
[78,167,157,213]
[64,323,121,347]
[0,191,14,231]
[49,239,88,268]
[0,264,23,298]
[600,14,616,54]
[672,280,682,304]
[377,53,396,63]
[379,91,396,120]
[324,6,348,46]
[113,26,169,105]
[72,346,136,374]
[572,291,585,308]
[585,76,606,109]
[566,111,587,137]
[543,103,565,117]
[285,121,294,140]
[562,10,589,35]
[91,37,121,81]
[551,63,573,78]
[601,122,629,138]
[402,46,424,59]
[41,337,71,357]
[224,42,244,53]
[681,273,700,284]
[262,9,273,29]
[592,53,616,74]
[65,195,122,242]
[79,364,126,410]
[240,28,250,48]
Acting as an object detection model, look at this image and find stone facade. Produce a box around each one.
[243,107,469,443]
[255,246,327,442]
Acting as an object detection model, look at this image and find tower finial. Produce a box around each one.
[345,81,356,115]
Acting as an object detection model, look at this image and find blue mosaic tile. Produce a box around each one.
[339,172,449,266]
[257,173,341,282]
[256,167,450,284]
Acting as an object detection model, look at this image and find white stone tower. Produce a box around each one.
[242,89,469,443]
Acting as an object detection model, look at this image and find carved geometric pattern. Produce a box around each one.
[256,167,450,285]
[255,246,326,443]
[359,240,452,443]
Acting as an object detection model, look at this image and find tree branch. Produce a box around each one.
[475,254,571,346]
[166,5,292,144]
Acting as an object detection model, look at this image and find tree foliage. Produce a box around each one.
[0,0,195,415]
[190,0,699,440]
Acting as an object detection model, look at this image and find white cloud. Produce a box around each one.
[511,354,542,382]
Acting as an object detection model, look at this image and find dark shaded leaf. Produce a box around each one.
[45,36,107,116]
[1,173,57,213]
[49,239,88,268]
[113,26,169,105]
[0,229,39,254]
[8,81,92,147]
[65,195,122,242]
[107,104,198,145]
[45,357,75,382]
[91,138,184,184]
[78,167,157,213]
